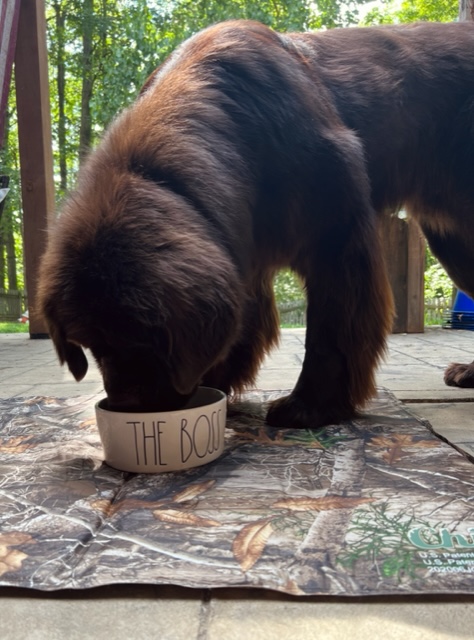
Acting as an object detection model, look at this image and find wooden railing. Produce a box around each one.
[0,290,27,322]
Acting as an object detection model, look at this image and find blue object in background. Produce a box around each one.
[449,290,474,331]
[453,290,474,313]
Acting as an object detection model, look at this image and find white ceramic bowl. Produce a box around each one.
[95,387,227,473]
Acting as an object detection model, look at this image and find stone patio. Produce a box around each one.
[0,327,473,639]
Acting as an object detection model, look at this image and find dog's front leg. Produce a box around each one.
[267,145,393,428]
[266,295,355,428]
[266,226,393,428]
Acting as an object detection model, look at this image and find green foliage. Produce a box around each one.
[0,322,28,334]
[273,270,305,304]
[424,262,453,301]
[46,0,168,184]
[362,0,458,25]
[310,0,363,29]
[39,0,368,194]
[0,86,24,290]
[167,0,309,36]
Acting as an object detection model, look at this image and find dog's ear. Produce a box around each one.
[158,286,242,396]
[62,342,89,382]
[168,330,218,395]
[171,363,207,396]
[47,321,89,382]
[37,251,89,382]
[134,225,245,396]
[167,317,234,395]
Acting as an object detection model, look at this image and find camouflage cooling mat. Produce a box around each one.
[0,390,473,595]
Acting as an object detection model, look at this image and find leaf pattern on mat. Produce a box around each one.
[171,480,216,503]
[92,480,218,518]
[233,519,274,572]
[91,497,167,517]
[232,428,281,445]
[0,436,34,454]
[369,434,438,464]
[153,481,220,526]
[91,499,115,515]
[23,397,57,406]
[78,418,97,430]
[0,532,34,577]
[153,509,221,527]
[232,428,324,448]
[272,496,376,512]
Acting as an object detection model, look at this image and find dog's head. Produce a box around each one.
[37,173,243,412]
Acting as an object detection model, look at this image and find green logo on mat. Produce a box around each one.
[408,527,474,550]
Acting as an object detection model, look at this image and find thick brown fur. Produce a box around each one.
[38,20,474,427]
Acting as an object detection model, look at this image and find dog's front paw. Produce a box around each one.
[444,362,474,388]
[266,394,352,429]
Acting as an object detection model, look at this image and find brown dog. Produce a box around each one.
[38,20,474,428]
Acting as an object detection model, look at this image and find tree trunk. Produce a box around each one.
[53,1,67,192]
[289,431,368,594]
[79,0,94,163]
[0,113,11,289]
[459,0,474,21]
[15,0,55,336]
[0,226,5,290]
[6,226,17,289]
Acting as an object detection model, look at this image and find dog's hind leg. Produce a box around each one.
[421,222,474,388]
[202,272,280,395]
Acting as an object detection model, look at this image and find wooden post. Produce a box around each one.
[381,216,425,334]
[14,0,54,338]
[406,219,425,333]
[0,0,21,146]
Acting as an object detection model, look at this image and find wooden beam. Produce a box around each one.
[380,216,425,334]
[406,220,425,333]
[0,0,21,146]
[14,0,54,338]
[380,216,407,334]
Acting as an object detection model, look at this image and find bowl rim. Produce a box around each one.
[95,386,227,417]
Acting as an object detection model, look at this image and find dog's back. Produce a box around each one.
[284,22,474,216]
